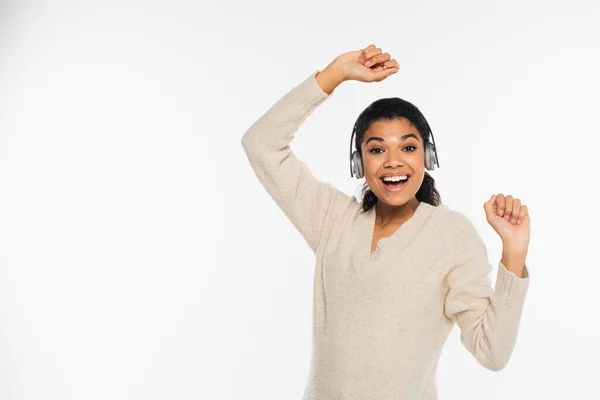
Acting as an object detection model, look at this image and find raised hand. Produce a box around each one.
[343,44,400,82]
[483,193,531,256]
[316,44,400,93]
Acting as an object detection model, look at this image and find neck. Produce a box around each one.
[375,197,420,227]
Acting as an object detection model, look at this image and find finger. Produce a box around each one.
[361,46,383,65]
[370,66,399,81]
[376,62,397,72]
[511,198,521,224]
[364,53,390,68]
[370,62,386,72]
[369,58,398,73]
[517,205,529,225]
[383,59,400,69]
[484,194,496,218]
[381,67,399,78]
[486,194,496,211]
[358,44,376,63]
[496,193,505,216]
[503,195,514,221]
[363,51,385,67]
[490,194,498,212]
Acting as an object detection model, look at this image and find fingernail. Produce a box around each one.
[511,219,517,224]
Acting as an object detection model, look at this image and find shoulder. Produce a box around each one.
[431,203,474,230]
[430,203,485,249]
[425,204,490,278]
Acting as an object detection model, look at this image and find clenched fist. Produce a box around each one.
[316,44,400,93]
[484,193,531,255]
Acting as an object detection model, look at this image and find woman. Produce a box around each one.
[241,44,530,400]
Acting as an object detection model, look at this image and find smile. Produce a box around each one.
[380,176,410,192]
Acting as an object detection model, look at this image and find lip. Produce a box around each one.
[380,176,410,192]
[380,173,412,178]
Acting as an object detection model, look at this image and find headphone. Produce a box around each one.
[349,119,440,179]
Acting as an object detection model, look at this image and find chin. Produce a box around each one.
[377,195,415,207]
[372,185,417,206]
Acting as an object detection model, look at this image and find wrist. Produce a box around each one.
[501,245,527,262]
[315,63,346,95]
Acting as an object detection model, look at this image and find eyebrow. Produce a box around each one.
[365,133,420,145]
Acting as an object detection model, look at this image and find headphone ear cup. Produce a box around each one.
[431,142,438,170]
[425,141,437,171]
[357,152,364,179]
[351,150,364,179]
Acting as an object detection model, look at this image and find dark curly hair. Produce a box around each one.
[353,97,442,213]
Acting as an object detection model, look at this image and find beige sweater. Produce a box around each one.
[241,70,530,400]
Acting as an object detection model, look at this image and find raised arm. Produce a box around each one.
[240,69,352,254]
[241,47,401,255]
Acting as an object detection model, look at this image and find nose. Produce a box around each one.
[383,151,406,168]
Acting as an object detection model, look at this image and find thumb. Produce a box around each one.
[371,66,398,81]
[483,194,496,217]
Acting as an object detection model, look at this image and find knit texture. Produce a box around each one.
[241,70,530,400]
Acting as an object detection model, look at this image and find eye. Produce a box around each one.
[369,145,417,154]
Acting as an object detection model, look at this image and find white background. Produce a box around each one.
[1,0,599,399]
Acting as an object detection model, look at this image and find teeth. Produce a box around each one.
[382,175,408,182]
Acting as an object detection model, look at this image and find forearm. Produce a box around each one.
[501,246,528,278]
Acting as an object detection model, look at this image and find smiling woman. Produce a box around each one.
[351,101,442,222]
[241,44,530,400]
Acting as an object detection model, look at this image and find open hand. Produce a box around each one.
[484,193,531,254]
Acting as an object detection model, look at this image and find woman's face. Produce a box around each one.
[360,118,425,207]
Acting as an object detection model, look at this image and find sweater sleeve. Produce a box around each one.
[240,70,353,255]
[443,213,530,371]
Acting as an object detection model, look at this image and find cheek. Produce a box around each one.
[363,156,381,176]
[409,152,425,167]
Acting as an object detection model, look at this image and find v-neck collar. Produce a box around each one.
[363,201,438,264]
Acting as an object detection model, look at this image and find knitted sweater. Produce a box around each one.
[241,70,530,400]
